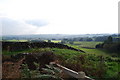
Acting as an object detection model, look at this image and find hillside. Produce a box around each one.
[2,41,120,79]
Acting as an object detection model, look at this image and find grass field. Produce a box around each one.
[51,40,61,43]
[67,44,110,56]
[68,42,119,78]
[73,41,103,48]
[4,39,28,42]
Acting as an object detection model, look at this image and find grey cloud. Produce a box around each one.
[26,19,48,27]
[1,17,38,35]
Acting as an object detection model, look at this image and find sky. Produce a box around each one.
[0,0,119,35]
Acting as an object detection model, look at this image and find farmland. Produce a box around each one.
[3,39,28,42]
[73,41,103,48]
[2,40,120,79]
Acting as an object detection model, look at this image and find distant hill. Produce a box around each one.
[2,34,117,40]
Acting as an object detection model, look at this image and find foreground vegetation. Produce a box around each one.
[2,41,120,79]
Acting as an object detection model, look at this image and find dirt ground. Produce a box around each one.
[2,58,24,78]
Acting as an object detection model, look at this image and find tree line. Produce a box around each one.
[96,36,120,53]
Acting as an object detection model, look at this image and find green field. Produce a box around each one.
[73,41,103,48]
[66,42,119,79]
[51,40,61,43]
[4,39,28,42]
[67,44,110,56]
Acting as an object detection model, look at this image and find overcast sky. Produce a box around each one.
[0,0,119,35]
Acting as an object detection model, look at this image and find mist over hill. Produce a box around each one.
[2,33,118,40]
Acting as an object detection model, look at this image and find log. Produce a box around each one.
[50,62,94,80]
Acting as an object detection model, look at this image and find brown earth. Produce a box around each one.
[2,52,57,79]
[2,57,25,78]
